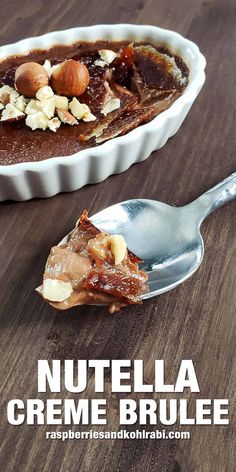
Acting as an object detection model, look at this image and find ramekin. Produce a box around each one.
[0,24,206,201]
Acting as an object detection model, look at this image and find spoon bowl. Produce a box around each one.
[91,200,204,298]
[91,173,236,299]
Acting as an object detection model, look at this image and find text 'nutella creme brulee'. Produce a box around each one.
[36,211,149,313]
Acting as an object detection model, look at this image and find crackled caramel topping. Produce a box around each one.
[0,40,189,165]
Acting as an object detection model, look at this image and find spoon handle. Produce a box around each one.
[190,172,236,221]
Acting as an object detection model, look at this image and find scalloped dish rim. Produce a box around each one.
[0,24,206,174]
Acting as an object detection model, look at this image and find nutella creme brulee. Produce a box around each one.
[0,40,189,165]
[36,211,149,313]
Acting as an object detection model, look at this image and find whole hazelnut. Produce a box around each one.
[50,59,89,97]
[15,62,49,98]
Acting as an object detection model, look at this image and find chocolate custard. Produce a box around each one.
[0,41,189,165]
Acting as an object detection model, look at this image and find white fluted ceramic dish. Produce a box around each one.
[0,24,206,201]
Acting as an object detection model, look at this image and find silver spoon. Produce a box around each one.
[90,173,236,299]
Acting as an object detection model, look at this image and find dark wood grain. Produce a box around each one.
[0,0,236,471]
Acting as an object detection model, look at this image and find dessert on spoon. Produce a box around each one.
[37,173,236,312]
[37,211,148,313]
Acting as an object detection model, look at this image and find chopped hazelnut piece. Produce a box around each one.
[25,97,55,119]
[0,85,19,106]
[54,95,69,110]
[1,103,25,122]
[57,108,78,125]
[83,112,96,122]
[94,59,107,68]
[36,85,54,101]
[43,59,52,77]
[101,98,121,116]
[38,97,55,119]
[42,278,73,302]
[0,93,10,106]
[69,97,88,119]
[98,49,118,64]
[109,235,127,264]
[15,95,27,112]
[43,60,61,78]
[25,111,49,130]
[48,117,61,132]
[25,99,41,115]
[69,97,96,122]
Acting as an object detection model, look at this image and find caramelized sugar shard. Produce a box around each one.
[112,44,135,87]
[132,45,188,105]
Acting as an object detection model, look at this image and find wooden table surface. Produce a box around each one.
[0,0,236,471]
